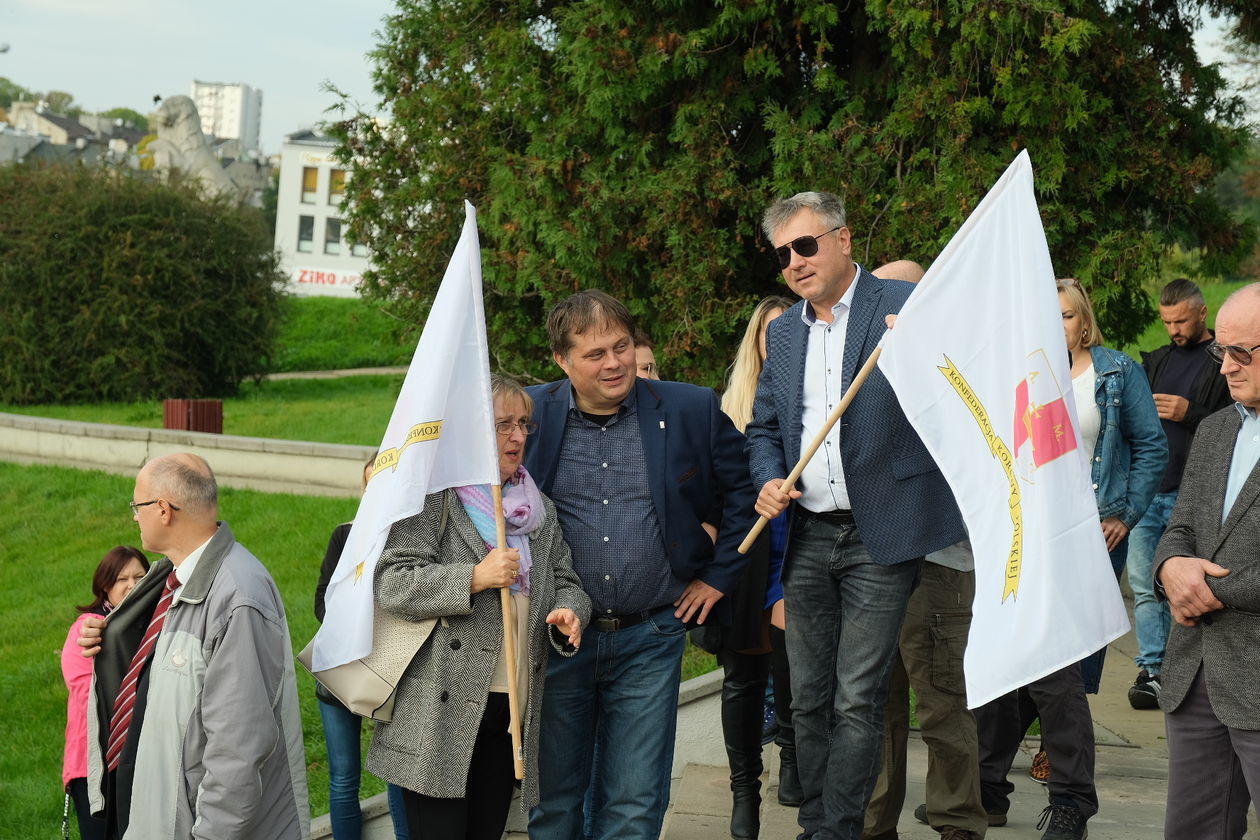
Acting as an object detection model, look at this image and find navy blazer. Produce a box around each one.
[745,267,965,564]
[525,377,756,600]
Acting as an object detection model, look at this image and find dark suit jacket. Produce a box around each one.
[745,268,965,564]
[1157,406,1260,728]
[524,377,756,601]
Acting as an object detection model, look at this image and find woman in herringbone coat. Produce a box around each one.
[366,375,591,840]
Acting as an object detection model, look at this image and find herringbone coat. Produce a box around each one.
[1157,406,1260,728]
[365,488,591,806]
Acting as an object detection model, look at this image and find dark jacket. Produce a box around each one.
[1141,335,1231,433]
[525,377,756,600]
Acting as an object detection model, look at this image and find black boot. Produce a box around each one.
[769,626,803,807]
[776,742,803,807]
[720,650,768,839]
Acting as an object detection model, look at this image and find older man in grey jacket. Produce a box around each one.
[84,453,309,840]
[1156,283,1260,840]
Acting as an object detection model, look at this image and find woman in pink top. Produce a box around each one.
[61,546,148,840]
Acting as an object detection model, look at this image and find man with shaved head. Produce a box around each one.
[1156,283,1260,838]
[81,453,309,839]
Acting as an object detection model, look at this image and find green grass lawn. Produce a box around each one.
[0,461,367,836]
[0,375,403,446]
[273,296,416,373]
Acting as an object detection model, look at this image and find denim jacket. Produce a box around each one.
[1087,345,1168,527]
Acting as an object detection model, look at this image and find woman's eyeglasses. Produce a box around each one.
[495,421,538,436]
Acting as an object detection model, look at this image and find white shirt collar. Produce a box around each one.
[800,264,862,325]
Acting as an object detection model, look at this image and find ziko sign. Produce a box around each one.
[288,267,363,297]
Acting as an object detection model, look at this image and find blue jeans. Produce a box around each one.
[782,513,920,840]
[1126,491,1176,673]
[1077,536,1129,694]
[529,605,687,840]
[319,697,410,840]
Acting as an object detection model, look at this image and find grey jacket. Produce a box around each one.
[87,522,310,840]
[1157,407,1260,728]
[366,488,591,807]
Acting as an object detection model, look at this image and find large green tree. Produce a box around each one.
[332,0,1258,386]
[0,165,284,404]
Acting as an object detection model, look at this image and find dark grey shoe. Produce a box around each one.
[1037,804,1088,840]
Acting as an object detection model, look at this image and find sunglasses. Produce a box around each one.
[1206,341,1260,366]
[774,226,842,269]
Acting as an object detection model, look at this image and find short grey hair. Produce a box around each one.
[762,192,847,240]
[147,454,218,516]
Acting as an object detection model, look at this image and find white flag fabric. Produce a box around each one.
[311,200,499,671]
[877,150,1129,707]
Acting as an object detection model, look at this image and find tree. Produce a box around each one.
[97,106,150,132]
[0,76,31,109]
[0,165,285,405]
[330,0,1258,387]
[42,89,75,114]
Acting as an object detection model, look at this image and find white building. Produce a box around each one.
[190,80,262,153]
[273,130,369,297]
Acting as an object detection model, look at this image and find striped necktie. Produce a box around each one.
[106,570,180,771]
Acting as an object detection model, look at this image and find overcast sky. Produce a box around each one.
[1,1,1250,156]
[2,0,395,153]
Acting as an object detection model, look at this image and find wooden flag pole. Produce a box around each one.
[491,484,526,780]
[737,346,884,555]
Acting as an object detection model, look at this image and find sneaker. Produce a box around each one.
[1029,750,1050,784]
[761,701,778,745]
[1128,668,1161,710]
[1036,803,1088,839]
[940,829,980,840]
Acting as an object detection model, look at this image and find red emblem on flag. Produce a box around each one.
[1013,356,1077,468]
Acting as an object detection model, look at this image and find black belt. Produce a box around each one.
[804,508,856,526]
[592,604,670,633]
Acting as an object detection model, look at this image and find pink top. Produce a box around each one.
[61,612,102,786]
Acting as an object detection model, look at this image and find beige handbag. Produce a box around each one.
[297,499,444,722]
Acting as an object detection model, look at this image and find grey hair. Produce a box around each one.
[147,454,218,516]
[1159,277,1205,310]
[762,192,847,240]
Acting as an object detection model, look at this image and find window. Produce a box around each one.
[328,168,346,206]
[300,166,318,204]
[297,215,314,253]
[324,218,342,255]
[351,241,369,257]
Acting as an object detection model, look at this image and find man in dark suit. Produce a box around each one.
[746,191,965,840]
[1156,282,1260,839]
[524,290,755,840]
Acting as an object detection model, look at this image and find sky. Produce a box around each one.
[2,0,395,154]
[1,1,1251,157]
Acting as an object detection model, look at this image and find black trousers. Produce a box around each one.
[403,692,515,840]
[67,777,107,840]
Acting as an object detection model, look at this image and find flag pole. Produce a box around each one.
[491,483,526,780]
[738,346,883,554]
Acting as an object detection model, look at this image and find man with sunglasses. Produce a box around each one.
[1126,278,1232,711]
[1155,282,1260,839]
[746,191,965,840]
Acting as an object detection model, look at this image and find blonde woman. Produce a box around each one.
[710,295,797,838]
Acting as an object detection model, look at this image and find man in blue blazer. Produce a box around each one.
[524,290,755,840]
[746,191,965,840]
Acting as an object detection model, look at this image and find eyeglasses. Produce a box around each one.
[773,226,842,269]
[495,421,538,436]
[129,499,182,514]
[1206,341,1260,366]
[1056,278,1082,289]
[637,362,657,375]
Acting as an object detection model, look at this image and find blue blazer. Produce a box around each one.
[525,377,756,599]
[745,267,965,564]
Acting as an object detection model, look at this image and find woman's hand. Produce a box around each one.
[471,547,520,594]
[546,609,582,649]
[1101,517,1129,552]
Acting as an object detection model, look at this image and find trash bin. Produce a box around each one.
[163,399,223,434]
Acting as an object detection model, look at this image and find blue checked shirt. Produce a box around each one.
[549,387,686,616]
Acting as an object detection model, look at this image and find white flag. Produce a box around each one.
[877,151,1129,707]
[311,201,498,671]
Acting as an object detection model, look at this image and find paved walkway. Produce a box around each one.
[652,627,1256,839]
